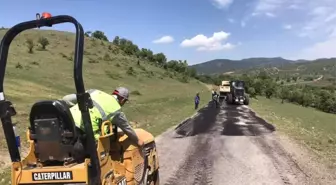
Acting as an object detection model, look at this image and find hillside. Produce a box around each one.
[234,59,336,87]
[0,29,209,169]
[191,57,336,76]
[190,57,296,74]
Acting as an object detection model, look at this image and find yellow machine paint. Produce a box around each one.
[0,13,159,185]
[11,123,159,185]
[219,80,230,99]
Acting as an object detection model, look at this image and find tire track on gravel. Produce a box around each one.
[164,103,223,185]
[164,137,214,185]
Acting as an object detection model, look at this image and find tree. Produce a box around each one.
[258,71,270,80]
[253,79,265,95]
[301,92,313,107]
[188,68,197,78]
[84,31,92,37]
[247,87,257,98]
[38,37,49,50]
[279,87,289,103]
[292,76,298,82]
[112,36,120,45]
[264,79,276,99]
[91,30,108,41]
[153,53,167,66]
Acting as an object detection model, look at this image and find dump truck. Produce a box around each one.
[219,80,231,100]
[0,13,159,185]
[226,80,249,105]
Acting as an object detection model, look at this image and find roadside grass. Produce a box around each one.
[0,29,209,183]
[250,96,336,169]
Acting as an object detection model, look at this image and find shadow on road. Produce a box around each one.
[222,104,276,136]
[174,101,220,138]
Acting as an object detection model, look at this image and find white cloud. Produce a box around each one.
[180,31,235,51]
[152,35,174,44]
[211,0,234,9]
[288,4,300,9]
[241,21,246,27]
[299,2,336,39]
[254,0,285,12]
[251,12,260,16]
[296,36,336,59]
[265,12,276,17]
[228,18,235,23]
[251,0,336,39]
[197,43,235,51]
[325,12,336,23]
[283,24,292,30]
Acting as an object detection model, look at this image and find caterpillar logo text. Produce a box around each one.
[32,171,73,181]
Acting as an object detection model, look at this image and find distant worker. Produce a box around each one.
[195,92,200,110]
[212,91,219,108]
[211,89,216,99]
[62,87,144,148]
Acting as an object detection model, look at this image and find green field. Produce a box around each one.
[0,29,209,183]
[250,96,336,169]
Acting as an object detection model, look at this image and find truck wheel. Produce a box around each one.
[227,94,233,104]
[244,95,250,105]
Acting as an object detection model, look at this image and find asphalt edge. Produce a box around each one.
[174,101,211,131]
[155,101,211,142]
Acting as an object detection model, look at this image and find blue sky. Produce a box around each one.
[1,0,335,65]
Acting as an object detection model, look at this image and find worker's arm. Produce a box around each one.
[111,111,140,144]
[62,89,97,106]
[62,94,77,106]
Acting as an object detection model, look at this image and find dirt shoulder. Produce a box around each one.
[275,133,336,184]
[249,97,336,183]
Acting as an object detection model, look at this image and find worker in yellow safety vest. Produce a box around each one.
[62,87,144,147]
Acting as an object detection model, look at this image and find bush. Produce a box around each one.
[127,67,136,76]
[179,75,190,83]
[138,65,146,71]
[15,62,23,69]
[91,39,98,47]
[105,71,121,79]
[103,53,111,61]
[130,90,142,96]
[26,38,34,54]
[146,71,154,78]
[247,87,256,98]
[88,58,99,63]
[38,37,50,50]
[108,45,113,50]
[84,50,91,55]
[60,52,72,61]
[30,61,39,65]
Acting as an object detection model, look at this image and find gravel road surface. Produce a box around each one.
[155,101,332,185]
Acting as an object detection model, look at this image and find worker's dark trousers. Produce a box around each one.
[195,103,199,109]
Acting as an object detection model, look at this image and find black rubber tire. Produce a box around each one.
[227,93,233,104]
[153,170,160,185]
[244,94,250,105]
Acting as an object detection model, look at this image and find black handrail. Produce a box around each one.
[0,15,100,185]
